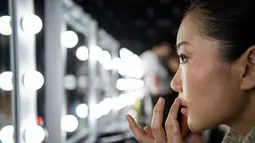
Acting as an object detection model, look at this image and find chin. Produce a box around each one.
[187,118,212,133]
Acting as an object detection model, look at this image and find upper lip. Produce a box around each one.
[179,99,188,107]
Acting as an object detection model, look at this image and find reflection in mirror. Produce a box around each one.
[0,1,13,143]
[63,26,89,140]
[96,30,146,142]
[62,2,93,142]
[96,29,142,142]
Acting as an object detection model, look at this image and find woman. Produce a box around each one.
[126,0,255,142]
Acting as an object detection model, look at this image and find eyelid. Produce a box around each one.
[178,53,188,64]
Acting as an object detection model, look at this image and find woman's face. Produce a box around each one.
[171,14,246,132]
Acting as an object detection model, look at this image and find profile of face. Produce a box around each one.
[171,13,254,133]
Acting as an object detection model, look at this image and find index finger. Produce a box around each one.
[165,98,183,142]
[166,98,180,121]
[126,115,152,142]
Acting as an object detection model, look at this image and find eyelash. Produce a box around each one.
[178,54,188,64]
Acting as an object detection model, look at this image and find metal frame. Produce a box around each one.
[9,0,37,142]
[45,0,130,142]
[8,0,127,142]
[62,0,99,142]
[44,0,67,142]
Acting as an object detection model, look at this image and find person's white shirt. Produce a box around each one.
[140,50,171,96]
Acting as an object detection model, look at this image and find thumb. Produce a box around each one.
[186,133,203,143]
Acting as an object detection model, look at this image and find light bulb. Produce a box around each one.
[0,71,13,91]
[0,16,12,35]
[76,46,88,61]
[64,75,77,90]
[61,115,79,132]
[61,31,78,48]
[99,50,112,70]
[119,48,134,64]
[21,15,43,35]
[116,78,144,91]
[24,125,45,143]
[0,125,14,143]
[76,104,88,118]
[23,71,44,90]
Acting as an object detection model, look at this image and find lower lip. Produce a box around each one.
[181,107,188,116]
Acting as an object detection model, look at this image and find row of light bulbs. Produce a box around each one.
[0,125,46,143]
[0,15,144,78]
[0,15,45,143]
[0,71,44,91]
[0,113,80,143]
[0,15,43,35]
[0,14,144,141]
[0,96,140,143]
[0,15,85,54]
[0,16,144,79]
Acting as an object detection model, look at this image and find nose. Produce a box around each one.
[170,68,182,92]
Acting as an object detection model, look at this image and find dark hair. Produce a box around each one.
[184,0,255,62]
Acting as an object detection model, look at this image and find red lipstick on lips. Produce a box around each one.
[181,107,188,116]
[178,99,190,140]
[180,100,188,116]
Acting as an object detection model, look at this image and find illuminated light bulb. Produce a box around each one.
[24,125,46,143]
[99,50,112,70]
[0,71,13,91]
[116,78,144,91]
[61,31,78,48]
[21,15,43,35]
[23,71,44,90]
[64,75,77,90]
[77,76,87,88]
[0,125,14,143]
[76,46,88,61]
[90,46,103,61]
[0,16,12,35]
[119,48,134,64]
[98,98,112,115]
[76,104,88,118]
[61,115,79,132]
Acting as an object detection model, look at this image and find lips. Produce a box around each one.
[181,106,188,116]
[180,100,188,116]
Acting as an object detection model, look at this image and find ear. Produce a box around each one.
[240,46,255,90]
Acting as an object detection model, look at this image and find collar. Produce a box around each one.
[222,127,255,143]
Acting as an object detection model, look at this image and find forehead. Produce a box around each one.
[177,14,218,50]
[177,14,201,44]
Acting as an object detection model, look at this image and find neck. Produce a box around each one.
[227,91,255,136]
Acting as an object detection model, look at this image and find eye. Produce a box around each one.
[178,54,188,64]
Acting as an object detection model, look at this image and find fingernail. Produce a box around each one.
[126,115,130,122]
[173,120,179,133]
[174,98,180,104]
[157,97,164,105]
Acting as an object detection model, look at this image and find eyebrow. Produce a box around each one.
[176,41,189,51]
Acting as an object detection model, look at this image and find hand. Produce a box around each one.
[126,97,203,143]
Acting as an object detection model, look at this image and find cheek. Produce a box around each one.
[181,61,242,130]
